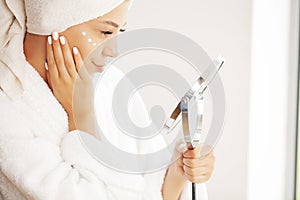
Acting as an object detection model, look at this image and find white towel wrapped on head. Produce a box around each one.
[25,0,133,35]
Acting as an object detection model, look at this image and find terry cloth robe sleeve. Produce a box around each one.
[0,123,108,200]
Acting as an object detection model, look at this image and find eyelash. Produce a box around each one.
[101,29,126,36]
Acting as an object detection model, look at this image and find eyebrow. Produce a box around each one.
[100,20,127,28]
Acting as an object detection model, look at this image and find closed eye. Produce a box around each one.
[101,31,113,35]
[101,29,126,36]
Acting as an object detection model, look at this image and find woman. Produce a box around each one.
[0,0,215,199]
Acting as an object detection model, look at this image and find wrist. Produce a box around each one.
[162,164,187,200]
[67,111,98,139]
[169,163,187,183]
[67,113,76,131]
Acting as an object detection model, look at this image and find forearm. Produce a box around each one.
[67,111,99,139]
[68,113,77,131]
[162,164,187,200]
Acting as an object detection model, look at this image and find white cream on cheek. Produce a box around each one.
[79,31,106,73]
[80,31,98,47]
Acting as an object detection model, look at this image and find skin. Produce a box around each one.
[23,1,216,199]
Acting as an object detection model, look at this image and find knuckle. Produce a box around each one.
[195,178,202,183]
[177,158,183,166]
[191,150,197,157]
[189,162,195,168]
[183,165,188,172]
[191,169,197,176]
[190,177,196,182]
[192,177,198,183]
[187,167,193,174]
[177,165,183,173]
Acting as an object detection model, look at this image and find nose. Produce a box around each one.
[102,37,118,58]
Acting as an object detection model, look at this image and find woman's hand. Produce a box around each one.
[46,32,98,138]
[162,143,215,199]
[173,143,215,184]
[46,32,81,116]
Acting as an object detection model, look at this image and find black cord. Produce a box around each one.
[192,182,196,200]
[188,145,196,200]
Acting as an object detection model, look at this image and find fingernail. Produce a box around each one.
[44,62,49,70]
[59,36,65,45]
[73,47,78,55]
[52,32,58,40]
[177,143,187,153]
[47,36,52,45]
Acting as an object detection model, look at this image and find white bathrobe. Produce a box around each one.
[0,0,208,199]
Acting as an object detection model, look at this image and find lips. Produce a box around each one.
[92,60,104,68]
[91,60,105,72]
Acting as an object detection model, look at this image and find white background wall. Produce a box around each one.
[127,0,252,199]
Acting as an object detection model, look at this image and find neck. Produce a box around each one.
[23,32,48,82]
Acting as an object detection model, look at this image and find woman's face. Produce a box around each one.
[61,0,130,74]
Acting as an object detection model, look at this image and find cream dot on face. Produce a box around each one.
[92,43,97,46]
[81,32,87,36]
[87,38,92,42]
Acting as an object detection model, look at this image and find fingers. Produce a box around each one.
[183,152,215,168]
[184,173,210,184]
[176,164,185,177]
[59,35,76,78]
[176,141,188,154]
[182,156,215,183]
[72,47,82,72]
[180,150,216,183]
[46,36,58,78]
[175,153,184,167]
[73,47,89,81]
[51,32,69,78]
[183,145,202,158]
[183,165,211,177]
[46,32,86,85]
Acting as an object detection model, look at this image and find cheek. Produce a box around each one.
[75,40,94,61]
[66,31,105,61]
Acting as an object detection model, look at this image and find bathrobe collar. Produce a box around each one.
[0,0,28,100]
[0,42,27,100]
